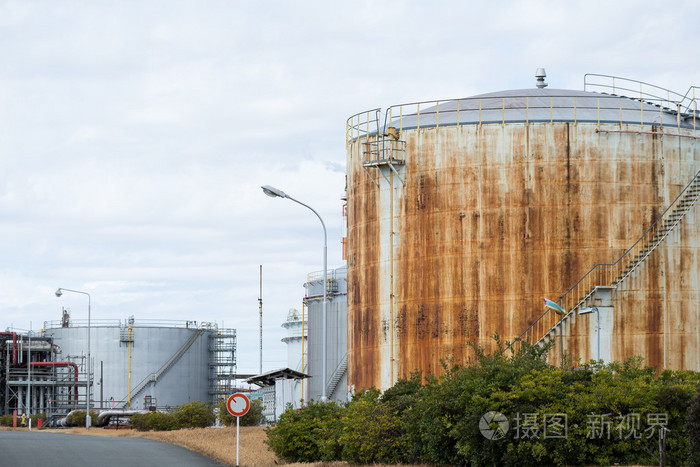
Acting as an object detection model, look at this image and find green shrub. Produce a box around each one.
[0,414,13,426]
[173,401,215,428]
[130,411,177,431]
[340,387,413,464]
[686,386,700,465]
[265,400,344,462]
[130,412,148,431]
[263,337,700,466]
[217,398,266,427]
[66,410,100,427]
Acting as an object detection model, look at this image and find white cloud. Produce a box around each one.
[0,0,699,371]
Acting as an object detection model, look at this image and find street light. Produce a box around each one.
[261,184,329,402]
[56,287,92,429]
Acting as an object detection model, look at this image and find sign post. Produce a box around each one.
[226,393,251,467]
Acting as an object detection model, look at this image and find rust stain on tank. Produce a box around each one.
[347,117,700,391]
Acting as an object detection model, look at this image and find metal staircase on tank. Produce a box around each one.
[506,167,700,357]
[118,328,204,408]
[325,353,347,399]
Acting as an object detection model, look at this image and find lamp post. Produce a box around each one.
[261,185,328,402]
[56,287,91,429]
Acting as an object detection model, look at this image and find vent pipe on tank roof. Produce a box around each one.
[536,68,548,88]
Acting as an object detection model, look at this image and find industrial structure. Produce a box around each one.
[280,307,307,405]
[1,312,236,418]
[345,72,700,391]
[304,265,348,402]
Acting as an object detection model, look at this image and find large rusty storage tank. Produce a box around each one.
[346,73,700,391]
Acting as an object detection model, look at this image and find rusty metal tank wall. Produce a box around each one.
[347,98,700,391]
[566,197,700,370]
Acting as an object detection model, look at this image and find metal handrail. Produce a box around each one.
[584,73,686,108]
[44,318,215,330]
[504,165,700,355]
[346,108,381,146]
[346,75,700,146]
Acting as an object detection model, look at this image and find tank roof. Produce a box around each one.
[389,87,694,130]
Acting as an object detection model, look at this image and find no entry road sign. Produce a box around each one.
[227,393,250,417]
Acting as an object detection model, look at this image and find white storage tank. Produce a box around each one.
[43,316,236,409]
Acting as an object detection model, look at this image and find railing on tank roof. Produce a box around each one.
[346,96,699,149]
[347,76,700,148]
[306,268,347,283]
[43,318,218,330]
[346,108,381,146]
[505,165,700,356]
[584,73,687,110]
[585,73,700,118]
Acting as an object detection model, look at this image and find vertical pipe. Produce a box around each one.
[526,97,529,124]
[417,103,420,130]
[479,99,482,125]
[574,97,577,125]
[456,100,460,126]
[100,361,103,410]
[596,308,600,362]
[26,325,31,417]
[389,166,395,386]
[128,326,132,409]
[321,226,327,401]
[435,101,439,129]
[259,265,263,376]
[301,301,305,405]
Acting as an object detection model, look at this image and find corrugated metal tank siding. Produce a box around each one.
[45,325,210,407]
[306,270,348,402]
[348,120,699,391]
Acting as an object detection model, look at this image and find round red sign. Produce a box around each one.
[226,393,251,417]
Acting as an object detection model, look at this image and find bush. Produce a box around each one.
[265,400,344,462]
[218,398,266,427]
[340,387,414,464]
[0,414,13,426]
[686,386,700,465]
[65,410,100,427]
[130,411,177,431]
[173,401,215,428]
[264,336,700,466]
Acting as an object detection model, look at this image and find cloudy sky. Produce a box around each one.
[1,0,699,374]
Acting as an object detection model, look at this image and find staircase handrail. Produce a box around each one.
[325,353,348,398]
[118,328,205,407]
[505,165,700,354]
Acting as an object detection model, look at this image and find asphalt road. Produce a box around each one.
[0,431,228,467]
